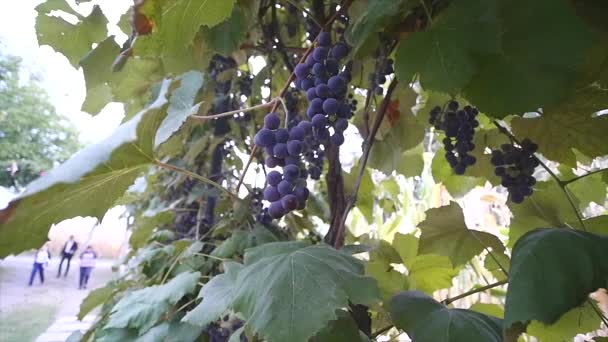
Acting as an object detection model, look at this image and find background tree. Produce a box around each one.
[0,54,80,188]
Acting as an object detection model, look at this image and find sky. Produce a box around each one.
[0,0,130,145]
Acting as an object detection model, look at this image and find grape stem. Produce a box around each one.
[190,99,278,120]
[492,120,587,232]
[236,0,354,193]
[154,160,238,198]
[335,79,399,247]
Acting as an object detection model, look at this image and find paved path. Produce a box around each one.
[35,315,97,342]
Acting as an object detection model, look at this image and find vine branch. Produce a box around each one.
[441,279,508,305]
[562,168,608,186]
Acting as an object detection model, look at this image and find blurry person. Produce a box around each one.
[28,243,50,286]
[57,235,78,278]
[78,246,97,289]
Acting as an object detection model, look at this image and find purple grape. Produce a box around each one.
[315,84,330,98]
[318,32,331,47]
[322,98,339,114]
[268,201,286,218]
[275,128,289,143]
[285,156,299,165]
[267,171,282,186]
[310,98,323,113]
[337,103,351,118]
[263,186,281,202]
[264,112,280,130]
[316,127,330,140]
[313,47,329,62]
[281,194,298,211]
[289,126,305,140]
[298,121,312,133]
[313,63,326,76]
[273,143,289,158]
[294,186,310,201]
[309,166,321,180]
[254,128,275,147]
[306,88,317,101]
[328,76,345,93]
[283,164,300,180]
[287,140,303,156]
[277,180,294,195]
[331,132,345,145]
[305,54,315,67]
[312,114,328,128]
[295,64,310,78]
[335,118,348,132]
[265,156,279,168]
[325,59,339,75]
[331,43,348,60]
[301,78,314,90]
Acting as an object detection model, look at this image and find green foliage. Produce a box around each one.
[418,202,505,266]
[527,300,602,342]
[186,242,379,342]
[390,291,503,341]
[105,271,200,334]
[0,54,80,187]
[505,228,608,328]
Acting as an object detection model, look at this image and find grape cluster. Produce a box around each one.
[254,113,311,219]
[204,315,246,342]
[294,31,352,146]
[429,101,479,175]
[490,139,539,203]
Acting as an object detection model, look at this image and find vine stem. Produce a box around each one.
[190,99,278,120]
[441,279,508,305]
[371,279,508,338]
[154,160,238,198]
[236,0,354,192]
[492,121,587,231]
[336,79,399,243]
[562,168,608,185]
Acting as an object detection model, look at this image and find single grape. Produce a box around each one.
[267,171,282,186]
[283,164,300,180]
[265,156,279,168]
[334,118,348,132]
[287,140,303,156]
[297,120,312,133]
[273,143,289,158]
[264,112,280,130]
[275,128,289,143]
[294,186,310,202]
[295,64,310,78]
[289,126,305,140]
[263,186,281,202]
[316,84,330,98]
[254,128,275,147]
[330,132,345,145]
[328,76,345,93]
[313,47,329,62]
[277,180,294,195]
[313,63,327,76]
[318,32,331,47]
[306,87,317,101]
[331,43,348,60]
[281,194,298,211]
[312,114,328,128]
[268,201,286,218]
[323,98,339,114]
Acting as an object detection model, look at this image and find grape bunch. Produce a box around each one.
[369,38,394,95]
[490,139,539,203]
[254,113,311,219]
[294,31,352,147]
[204,315,247,342]
[429,101,479,175]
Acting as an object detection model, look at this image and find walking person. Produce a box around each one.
[57,235,78,278]
[28,244,51,286]
[79,246,97,289]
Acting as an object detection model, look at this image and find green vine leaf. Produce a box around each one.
[0,79,173,257]
[395,0,500,94]
[468,303,504,319]
[389,291,503,342]
[35,4,108,67]
[185,242,379,342]
[130,210,175,250]
[312,310,369,342]
[527,300,603,342]
[418,202,505,266]
[105,271,201,334]
[366,240,408,301]
[504,228,608,329]
[431,153,485,197]
[408,254,457,294]
[79,36,120,115]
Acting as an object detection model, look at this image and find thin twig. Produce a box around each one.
[337,80,398,237]
[155,160,237,198]
[492,121,587,231]
[562,168,608,186]
[441,279,508,305]
[191,100,277,120]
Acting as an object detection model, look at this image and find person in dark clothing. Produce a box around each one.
[28,244,50,286]
[57,235,78,278]
[79,246,97,289]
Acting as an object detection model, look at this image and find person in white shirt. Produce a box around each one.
[57,235,78,278]
[28,244,51,286]
[79,246,97,289]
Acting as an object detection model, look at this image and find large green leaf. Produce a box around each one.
[504,228,608,329]
[389,291,503,342]
[464,0,597,116]
[184,242,379,342]
[408,254,457,294]
[136,320,203,342]
[78,282,117,320]
[527,300,602,342]
[105,271,200,334]
[418,202,505,266]
[346,0,412,56]
[431,152,485,197]
[312,310,369,342]
[507,180,580,246]
[0,79,173,257]
[130,210,175,250]
[156,0,236,53]
[35,4,108,67]
[366,241,408,301]
[394,0,499,93]
[201,6,249,56]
